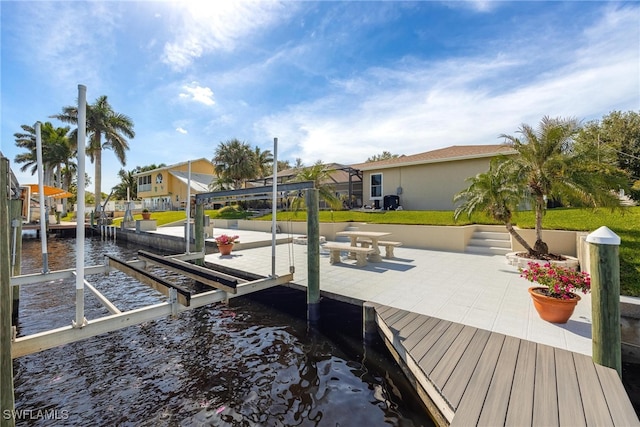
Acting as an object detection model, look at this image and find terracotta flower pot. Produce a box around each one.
[528,287,580,324]
[142,212,151,220]
[218,243,233,256]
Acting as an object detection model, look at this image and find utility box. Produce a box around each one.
[383,195,400,210]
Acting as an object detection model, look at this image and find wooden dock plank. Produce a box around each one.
[378,306,400,322]
[594,363,640,426]
[442,328,491,409]
[476,335,521,427]
[401,316,441,352]
[555,349,587,427]
[384,307,409,326]
[410,320,451,361]
[574,354,616,425]
[394,314,431,339]
[449,333,505,426]
[419,322,465,376]
[430,325,477,388]
[533,344,559,427]
[388,310,421,332]
[504,339,536,426]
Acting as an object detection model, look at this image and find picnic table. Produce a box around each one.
[335,231,391,262]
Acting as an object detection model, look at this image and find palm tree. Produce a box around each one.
[52,95,135,213]
[500,116,628,256]
[454,157,534,253]
[252,146,273,177]
[112,168,138,201]
[289,161,343,211]
[212,139,256,189]
[14,122,75,186]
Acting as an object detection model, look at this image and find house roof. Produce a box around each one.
[351,144,517,171]
[132,158,212,176]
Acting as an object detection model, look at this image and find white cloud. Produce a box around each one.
[179,82,215,106]
[10,2,121,90]
[162,1,296,71]
[255,5,640,165]
[176,127,188,134]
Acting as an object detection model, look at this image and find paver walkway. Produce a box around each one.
[156,226,596,355]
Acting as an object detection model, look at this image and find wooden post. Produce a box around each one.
[194,202,204,266]
[587,226,621,377]
[363,302,378,344]
[306,188,320,323]
[10,199,22,324]
[1,157,16,426]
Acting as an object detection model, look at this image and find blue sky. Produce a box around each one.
[1,1,639,192]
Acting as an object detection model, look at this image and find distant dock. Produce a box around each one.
[22,222,91,238]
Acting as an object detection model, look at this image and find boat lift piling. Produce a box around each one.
[306,188,320,324]
[1,156,16,426]
[74,84,87,329]
[10,198,22,325]
[35,122,49,274]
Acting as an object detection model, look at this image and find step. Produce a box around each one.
[466,245,512,256]
[472,231,510,241]
[468,237,511,249]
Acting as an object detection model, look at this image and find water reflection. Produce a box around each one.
[13,236,433,426]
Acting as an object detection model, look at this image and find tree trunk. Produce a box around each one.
[95,148,102,214]
[534,195,548,255]
[505,222,536,255]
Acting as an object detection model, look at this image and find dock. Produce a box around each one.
[192,226,640,426]
[372,303,639,426]
[22,221,90,237]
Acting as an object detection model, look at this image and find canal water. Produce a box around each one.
[12,234,435,426]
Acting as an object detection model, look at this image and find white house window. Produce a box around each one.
[138,174,152,192]
[370,173,382,199]
[155,173,163,184]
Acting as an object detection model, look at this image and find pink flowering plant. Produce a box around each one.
[520,262,591,300]
[215,234,239,245]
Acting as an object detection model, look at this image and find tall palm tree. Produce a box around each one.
[212,139,256,189]
[498,116,627,256]
[290,161,343,211]
[454,157,534,253]
[52,95,135,213]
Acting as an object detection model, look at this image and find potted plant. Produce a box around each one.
[215,234,239,256]
[141,208,151,220]
[520,261,591,323]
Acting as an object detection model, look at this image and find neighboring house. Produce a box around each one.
[351,145,517,211]
[134,158,216,210]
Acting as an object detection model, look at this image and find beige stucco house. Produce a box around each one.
[350,145,517,211]
[134,158,216,210]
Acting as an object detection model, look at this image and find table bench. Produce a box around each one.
[358,239,403,258]
[323,243,374,267]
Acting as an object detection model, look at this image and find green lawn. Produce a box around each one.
[111,206,640,296]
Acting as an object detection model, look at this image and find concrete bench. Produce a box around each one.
[358,239,403,258]
[323,243,374,267]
